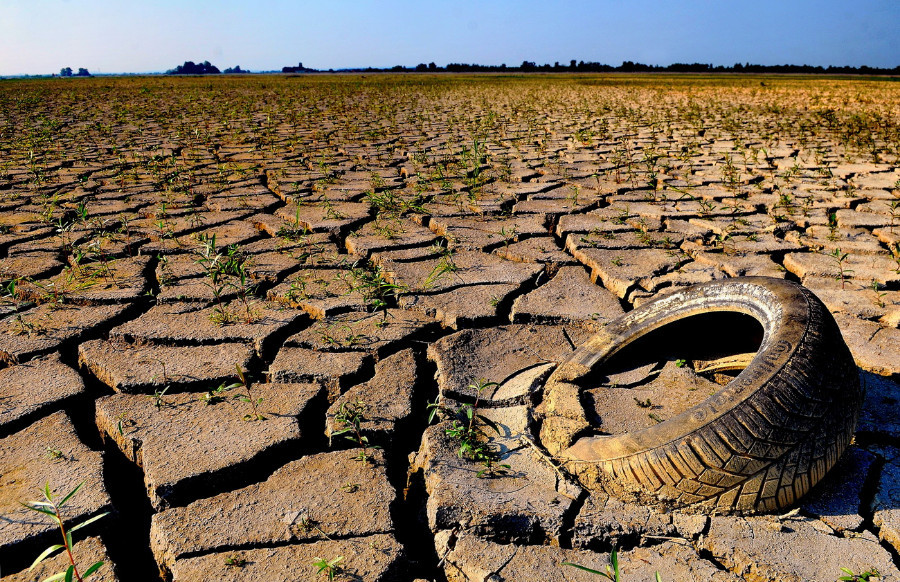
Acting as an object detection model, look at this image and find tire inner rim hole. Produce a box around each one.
[580,311,765,436]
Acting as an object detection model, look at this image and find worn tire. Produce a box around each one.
[540,277,862,514]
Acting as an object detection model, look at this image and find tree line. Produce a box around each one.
[161,59,900,76]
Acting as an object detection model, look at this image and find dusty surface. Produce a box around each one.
[149,449,395,574]
[1,74,900,580]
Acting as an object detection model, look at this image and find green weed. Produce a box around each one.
[427,379,510,478]
[312,555,344,581]
[20,481,108,582]
[332,398,380,463]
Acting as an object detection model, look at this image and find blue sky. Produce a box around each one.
[1,0,898,75]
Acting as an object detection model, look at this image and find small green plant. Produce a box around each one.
[563,548,662,581]
[889,199,900,233]
[426,379,510,478]
[321,195,344,220]
[115,413,133,437]
[148,386,170,410]
[424,241,460,288]
[228,364,265,421]
[838,566,880,581]
[45,446,65,461]
[75,198,90,223]
[193,234,258,326]
[318,322,362,348]
[224,554,248,568]
[312,555,344,581]
[21,481,108,582]
[200,381,231,405]
[499,225,518,250]
[294,513,333,540]
[563,547,621,580]
[633,397,652,408]
[276,205,310,241]
[146,359,172,409]
[871,279,888,308]
[348,263,405,314]
[332,398,380,463]
[10,313,47,337]
[827,248,854,289]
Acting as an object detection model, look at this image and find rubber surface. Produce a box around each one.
[540,277,863,514]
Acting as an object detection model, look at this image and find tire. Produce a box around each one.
[540,277,862,514]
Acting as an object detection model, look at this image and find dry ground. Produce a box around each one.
[1,74,900,581]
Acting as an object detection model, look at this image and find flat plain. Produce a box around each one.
[1,73,900,581]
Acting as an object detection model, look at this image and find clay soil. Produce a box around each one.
[1,74,900,581]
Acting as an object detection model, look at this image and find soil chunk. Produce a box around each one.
[95,382,321,509]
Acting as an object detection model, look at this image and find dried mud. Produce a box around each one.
[1,74,900,581]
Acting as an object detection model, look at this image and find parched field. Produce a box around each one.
[1,74,900,581]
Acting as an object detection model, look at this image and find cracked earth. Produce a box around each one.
[1,74,900,581]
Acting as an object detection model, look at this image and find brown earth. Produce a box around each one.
[1,74,900,581]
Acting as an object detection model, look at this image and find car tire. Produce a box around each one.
[539,277,862,514]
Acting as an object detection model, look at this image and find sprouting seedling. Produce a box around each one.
[200,381,231,405]
[115,413,133,437]
[294,513,333,540]
[426,378,510,478]
[148,386,170,410]
[224,554,248,568]
[348,263,405,315]
[313,555,344,581]
[499,225,518,250]
[332,398,380,463]
[1,278,18,308]
[562,547,663,581]
[75,198,89,223]
[839,567,880,581]
[45,446,65,461]
[148,359,171,410]
[871,279,888,308]
[562,547,621,580]
[21,481,108,582]
[228,364,265,421]
[321,195,344,220]
[889,199,900,233]
[827,248,853,289]
[423,241,460,288]
[276,205,309,241]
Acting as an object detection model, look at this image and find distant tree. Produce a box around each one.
[166,61,220,74]
[75,68,91,76]
[223,65,245,74]
[60,67,72,77]
[415,63,428,72]
[428,62,437,70]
